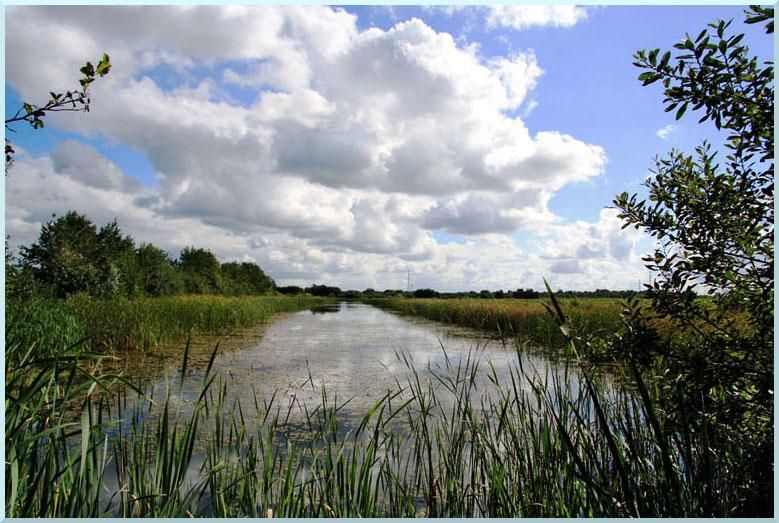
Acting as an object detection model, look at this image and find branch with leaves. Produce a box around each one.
[612,9,773,511]
[5,53,111,170]
[616,5,773,324]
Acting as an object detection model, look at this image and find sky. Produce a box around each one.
[4,5,773,292]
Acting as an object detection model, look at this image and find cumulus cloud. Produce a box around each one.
[486,6,589,30]
[423,194,520,235]
[51,140,141,192]
[656,124,677,139]
[4,6,642,290]
[6,147,646,291]
[540,208,642,262]
[550,259,582,274]
[529,207,647,287]
[6,7,604,225]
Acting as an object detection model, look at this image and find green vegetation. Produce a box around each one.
[615,6,773,511]
[6,294,332,356]
[278,285,644,300]
[365,296,625,354]
[7,211,276,300]
[5,292,757,517]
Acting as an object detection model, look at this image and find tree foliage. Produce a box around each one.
[136,243,184,297]
[623,9,773,330]
[221,261,275,296]
[20,211,108,298]
[9,212,275,300]
[614,6,773,514]
[179,246,223,294]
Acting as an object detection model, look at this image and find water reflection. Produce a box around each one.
[309,303,342,315]
[94,302,592,514]
[108,302,577,435]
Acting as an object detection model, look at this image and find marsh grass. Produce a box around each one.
[5,293,750,517]
[364,297,626,355]
[6,294,333,356]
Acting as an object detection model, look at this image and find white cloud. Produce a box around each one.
[523,98,539,117]
[656,124,677,139]
[4,6,646,290]
[50,140,141,192]
[530,207,648,287]
[550,259,581,274]
[486,6,588,30]
[6,148,647,292]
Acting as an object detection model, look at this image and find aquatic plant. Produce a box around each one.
[5,294,333,356]
[5,295,756,517]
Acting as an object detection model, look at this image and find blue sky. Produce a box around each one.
[345,5,769,222]
[5,5,772,291]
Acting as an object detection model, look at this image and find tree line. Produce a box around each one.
[6,210,276,300]
[276,286,645,300]
[5,211,649,303]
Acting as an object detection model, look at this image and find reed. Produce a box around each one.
[6,294,333,356]
[364,297,625,352]
[5,294,752,516]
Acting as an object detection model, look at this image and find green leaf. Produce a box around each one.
[649,48,659,66]
[638,71,655,82]
[660,50,671,68]
[80,401,90,478]
[80,61,94,77]
[717,20,725,38]
[96,53,111,76]
[675,102,688,120]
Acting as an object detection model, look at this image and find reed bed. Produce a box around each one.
[5,294,750,517]
[5,294,333,356]
[365,297,625,351]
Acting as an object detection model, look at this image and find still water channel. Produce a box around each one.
[97,301,586,510]
[111,301,575,428]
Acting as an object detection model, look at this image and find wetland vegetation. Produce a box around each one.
[4,5,773,518]
[5,294,765,517]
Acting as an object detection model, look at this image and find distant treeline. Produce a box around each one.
[6,211,276,300]
[277,286,646,299]
[7,211,647,302]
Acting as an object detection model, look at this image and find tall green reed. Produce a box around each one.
[5,294,754,517]
[365,296,624,353]
[6,294,333,356]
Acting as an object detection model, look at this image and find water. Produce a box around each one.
[95,301,586,513]
[107,302,572,423]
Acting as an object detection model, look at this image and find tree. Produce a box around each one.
[413,288,438,298]
[178,247,223,295]
[305,284,342,297]
[20,212,104,298]
[17,212,140,298]
[97,219,137,297]
[614,6,773,513]
[5,54,111,171]
[221,261,275,295]
[136,243,184,297]
[277,285,303,296]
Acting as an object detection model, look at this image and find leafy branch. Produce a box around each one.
[5,53,111,170]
